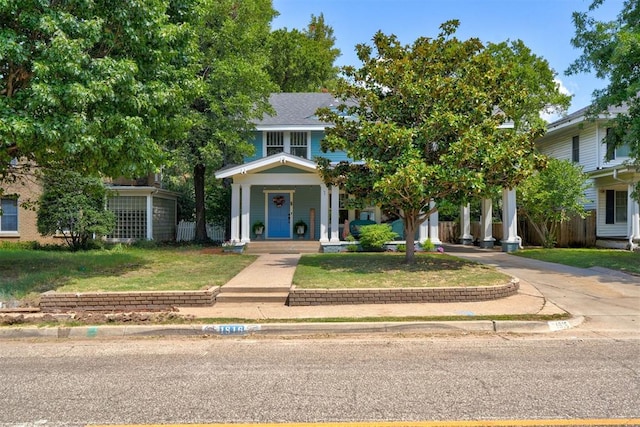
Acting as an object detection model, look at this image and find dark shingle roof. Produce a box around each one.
[255,92,341,127]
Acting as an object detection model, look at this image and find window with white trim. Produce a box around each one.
[605,127,631,160]
[265,131,309,159]
[605,189,628,224]
[615,191,628,223]
[266,131,284,156]
[0,197,18,232]
[290,132,308,158]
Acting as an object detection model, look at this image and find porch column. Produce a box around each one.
[502,187,520,252]
[479,198,495,249]
[230,183,240,242]
[330,185,340,242]
[629,184,640,247]
[419,215,428,243]
[146,194,153,240]
[240,184,251,243]
[428,200,441,245]
[459,204,473,245]
[319,184,329,242]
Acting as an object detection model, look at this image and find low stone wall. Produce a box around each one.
[40,288,219,312]
[287,279,519,306]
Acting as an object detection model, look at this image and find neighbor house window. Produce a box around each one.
[266,132,285,156]
[605,190,628,224]
[572,136,580,163]
[605,127,631,160]
[264,131,309,159]
[0,198,18,232]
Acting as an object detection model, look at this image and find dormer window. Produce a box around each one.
[264,131,309,159]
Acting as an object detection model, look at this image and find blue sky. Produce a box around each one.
[272,0,624,117]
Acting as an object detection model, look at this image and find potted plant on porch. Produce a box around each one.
[252,220,265,238]
[294,219,307,238]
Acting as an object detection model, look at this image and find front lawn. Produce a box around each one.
[0,245,257,299]
[513,248,640,275]
[293,252,510,288]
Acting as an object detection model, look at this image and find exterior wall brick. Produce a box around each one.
[287,279,519,306]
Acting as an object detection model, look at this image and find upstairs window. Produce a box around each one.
[572,135,579,163]
[290,132,308,158]
[264,131,309,159]
[605,127,631,161]
[0,197,18,232]
[266,132,284,156]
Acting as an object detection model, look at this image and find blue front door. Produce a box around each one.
[268,193,291,238]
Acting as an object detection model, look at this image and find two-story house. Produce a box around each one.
[535,105,640,250]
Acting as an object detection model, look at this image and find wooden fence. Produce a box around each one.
[439,210,597,248]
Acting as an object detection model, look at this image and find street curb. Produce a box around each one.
[0,317,585,339]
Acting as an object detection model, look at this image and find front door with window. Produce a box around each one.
[268,193,291,238]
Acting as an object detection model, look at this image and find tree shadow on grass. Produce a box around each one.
[0,249,150,299]
[298,252,470,274]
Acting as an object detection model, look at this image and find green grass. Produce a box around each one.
[513,248,640,275]
[0,246,257,299]
[293,252,510,288]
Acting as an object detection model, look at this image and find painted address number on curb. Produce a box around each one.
[202,325,262,335]
[548,320,572,331]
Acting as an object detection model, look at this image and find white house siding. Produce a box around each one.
[596,184,629,237]
[578,125,599,173]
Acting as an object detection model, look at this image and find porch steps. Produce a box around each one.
[216,286,290,304]
[246,240,321,254]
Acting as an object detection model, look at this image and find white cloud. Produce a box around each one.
[540,78,573,123]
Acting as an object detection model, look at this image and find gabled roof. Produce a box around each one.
[545,104,627,134]
[255,92,340,129]
[215,152,317,179]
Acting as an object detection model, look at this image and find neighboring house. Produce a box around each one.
[0,169,178,244]
[536,105,640,249]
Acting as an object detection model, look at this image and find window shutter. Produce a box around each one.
[605,190,615,224]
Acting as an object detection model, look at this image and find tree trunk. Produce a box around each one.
[404,217,417,265]
[194,163,207,242]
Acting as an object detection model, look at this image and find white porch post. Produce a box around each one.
[230,183,240,242]
[146,194,153,240]
[319,184,329,242]
[330,185,340,242]
[629,184,640,248]
[428,200,441,245]
[502,187,520,252]
[419,215,428,243]
[240,184,251,243]
[480,198,495,249]
[459,204,473,245]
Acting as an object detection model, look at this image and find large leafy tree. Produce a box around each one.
[170,0,277,241]
[0,0,198,182]
[267,13,341,92]
[318,21,570,263]
[518,159,591,248]
[567,0,640,198]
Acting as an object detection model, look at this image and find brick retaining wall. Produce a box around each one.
[287,279,519,306]
[40,288,219,312]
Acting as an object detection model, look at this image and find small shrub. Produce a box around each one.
[396,244,406,252]
[420,238,435,252]
[346,244,359,252]
[358,224,398,251]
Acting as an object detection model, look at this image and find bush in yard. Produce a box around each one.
[518,159,590,248]
[358,224,398,251]
[37,170,115,251]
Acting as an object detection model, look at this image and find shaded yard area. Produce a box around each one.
[293,253,510,289]
[514,248,640,276]
[0,246,257,300]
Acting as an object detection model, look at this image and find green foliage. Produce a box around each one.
[267,14,341,92]
[567,0,640,199]
[518,159,590,248]
[37,170,115,251]
[0,0,198,181]
[358,224,398,251]
[420,239,436,252]
[318,21,570,263]
[168,0,277,241]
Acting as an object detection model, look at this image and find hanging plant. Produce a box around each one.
[272,195,285,208]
